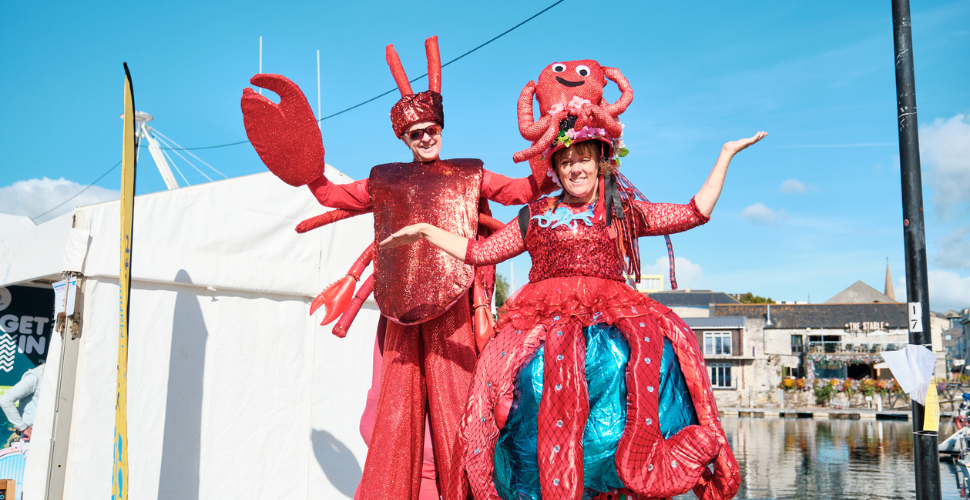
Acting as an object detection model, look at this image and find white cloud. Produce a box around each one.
[920,114,970,220]
[894,276,906,305]
[895,270,970,313]
[0,178,120,224]
[780,179,806,193]
[642,256,707,290]
[934,226,970,270]
[741,202,787,226]
[929,270,970,312]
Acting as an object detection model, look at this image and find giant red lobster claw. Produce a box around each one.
[241,74,326,186]
[512,61,633,165]
[311,244,375,325]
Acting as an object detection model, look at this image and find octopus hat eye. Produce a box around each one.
[551,63,566,73]
[575,65,591,77]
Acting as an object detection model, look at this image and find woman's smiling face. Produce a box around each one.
[554,144,600,203]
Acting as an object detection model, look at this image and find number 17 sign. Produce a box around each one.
[908,302,923,333]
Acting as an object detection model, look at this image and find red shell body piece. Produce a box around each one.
[369,159,483,325]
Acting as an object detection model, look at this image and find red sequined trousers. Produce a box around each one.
[357,295,477,500]
[453,197,740,500]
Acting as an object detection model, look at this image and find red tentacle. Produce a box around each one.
[572,105,596,132]
[587,105,624,138]
[517,81,547,141]
[331,274,374,338]
[425,36,441,94]
[478,213,505,233]
[658,314,740,500]
[295,208,372,234]
[601,67,634,118]
[385,44,413,97]
[512,110,567,163]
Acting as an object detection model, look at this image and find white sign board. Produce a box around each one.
[908,302,923,333]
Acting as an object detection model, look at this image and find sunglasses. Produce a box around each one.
[406,124,442,141]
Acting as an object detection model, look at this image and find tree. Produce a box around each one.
[737,292,774,304]
[495,274,510,308]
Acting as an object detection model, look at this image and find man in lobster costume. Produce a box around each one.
[240,36,549,500]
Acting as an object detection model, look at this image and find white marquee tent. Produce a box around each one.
[0,169,380,499]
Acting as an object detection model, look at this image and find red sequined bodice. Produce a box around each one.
[524,198,624,283]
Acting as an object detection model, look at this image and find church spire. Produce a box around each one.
[885,258,896,301]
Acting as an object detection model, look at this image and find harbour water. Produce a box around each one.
[674,417,963,499]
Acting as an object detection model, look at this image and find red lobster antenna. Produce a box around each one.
[425,36,441,93]
[386,36,442,97]
[385,44,413,96]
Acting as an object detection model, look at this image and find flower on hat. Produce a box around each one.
[567,96,591,114]
[547,96,591,117]
[546,166,562,187]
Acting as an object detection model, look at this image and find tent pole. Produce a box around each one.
[45,271,85,499]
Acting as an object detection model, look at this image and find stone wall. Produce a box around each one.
[713,389,740,407]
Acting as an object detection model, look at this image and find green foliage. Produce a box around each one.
[737,292,774,304]
[814,382,834,405]
[495,274,510,308]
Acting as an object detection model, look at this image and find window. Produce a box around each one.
[709,363,732,388]
[791,335,804,354]
[946,334,953,340]
[815,362,846,379]
[704,331,732,355]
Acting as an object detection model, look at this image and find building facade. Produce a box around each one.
[712,302,947,392]
[682,316,772,407]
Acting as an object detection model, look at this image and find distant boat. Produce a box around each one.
[941,393,970,494]
[940,426,970,458]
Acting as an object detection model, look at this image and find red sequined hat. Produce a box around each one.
[387,36,444,138]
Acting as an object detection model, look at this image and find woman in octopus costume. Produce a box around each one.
[381,59,766,500]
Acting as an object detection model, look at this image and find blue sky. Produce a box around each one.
[1,0,968,311]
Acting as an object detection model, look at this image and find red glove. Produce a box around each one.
[241,74,325,187]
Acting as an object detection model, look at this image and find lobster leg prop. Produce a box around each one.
[311,243,375,325]
[472,279,494,353]
[315,210,497,329]
[297,208,372,234]
[332,275,374,338]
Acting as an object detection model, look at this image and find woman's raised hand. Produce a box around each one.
[722,131,767,156]
[379,224,428,249]
[694,131,768,217]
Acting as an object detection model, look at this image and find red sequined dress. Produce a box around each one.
[455,196,741,500]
